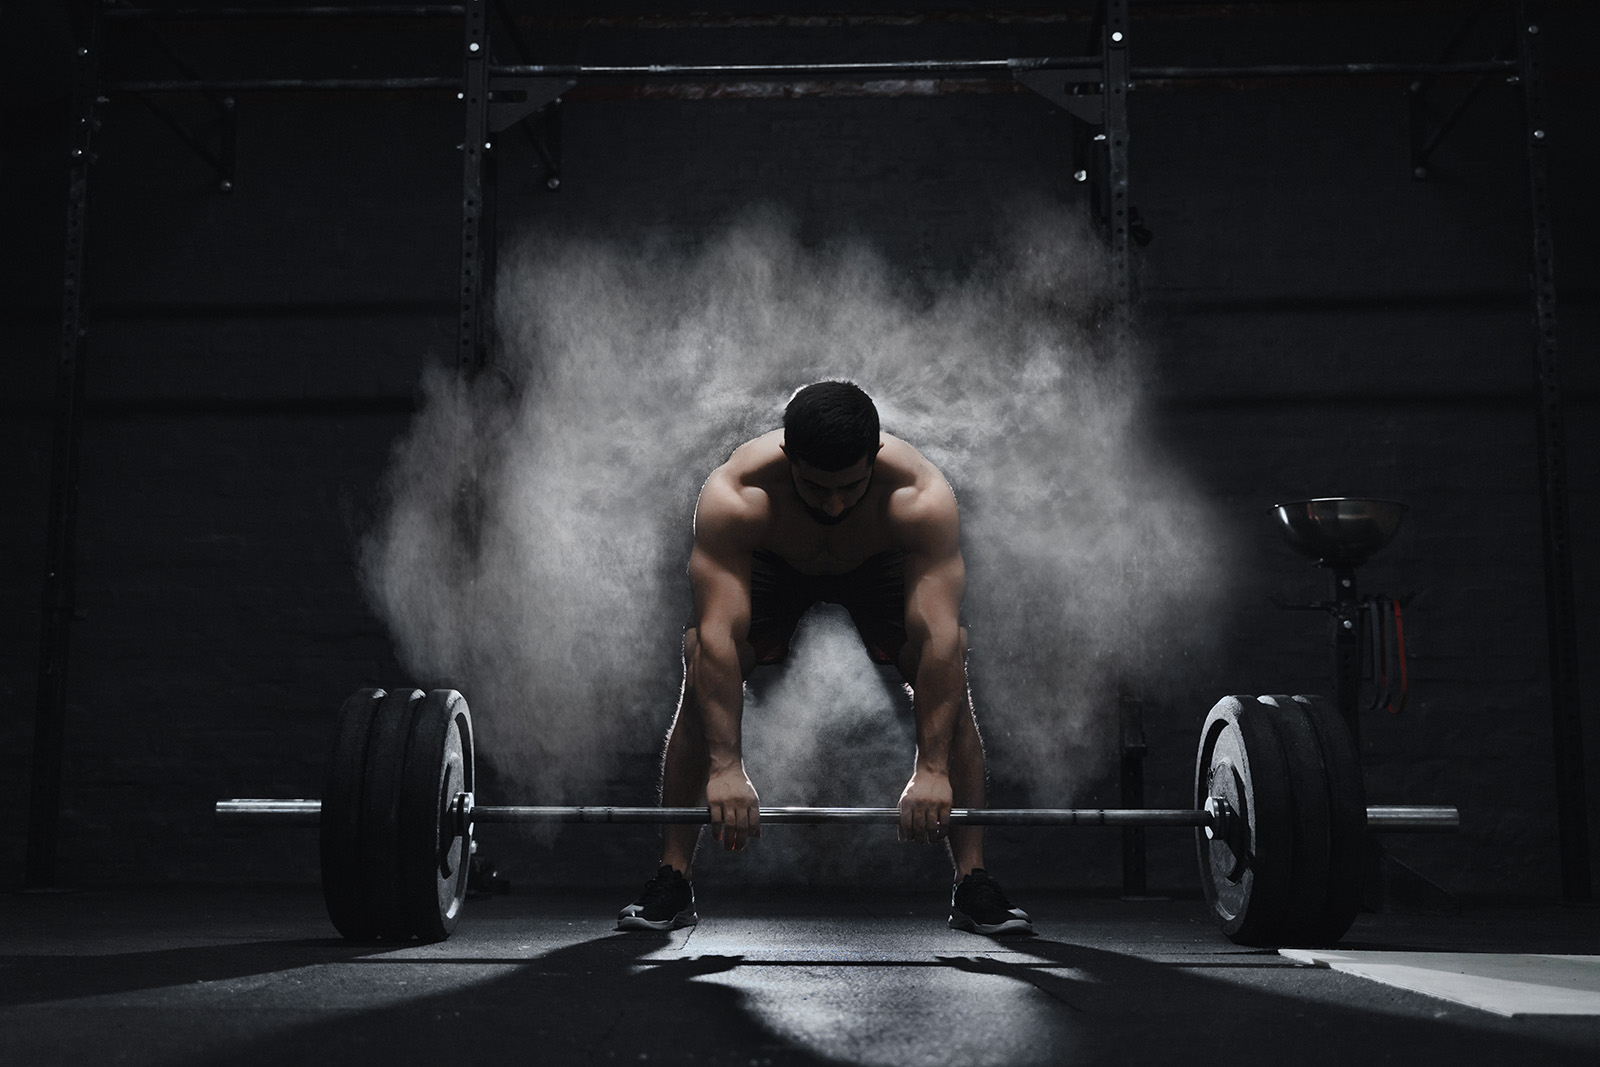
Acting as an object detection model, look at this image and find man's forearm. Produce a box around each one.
[911,638,965,774]
[693,632,747,771]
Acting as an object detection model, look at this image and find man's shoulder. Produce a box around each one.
[695,437,781,544]
[880,436,960,551]
[880,436,955,510]
[699,466,769,519]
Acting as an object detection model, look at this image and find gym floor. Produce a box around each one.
[4,886,1598,1066]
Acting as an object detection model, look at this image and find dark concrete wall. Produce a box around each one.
[3,2,1595,898]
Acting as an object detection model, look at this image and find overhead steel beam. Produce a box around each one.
[490,57,1101,78]
[100,58,1525,98]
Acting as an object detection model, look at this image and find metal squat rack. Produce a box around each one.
[30,0,1586,902]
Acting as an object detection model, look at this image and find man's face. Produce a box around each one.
[786,452,876,526]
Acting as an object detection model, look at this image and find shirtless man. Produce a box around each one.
[617,380,1032,935]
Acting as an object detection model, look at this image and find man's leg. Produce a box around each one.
[894,626,1031,934]
[944,626,987,878]
[658,626,756,877]
[658,632,709,877]
[895,625,986,876]
[947,678,987,879]
[618,628,747,931]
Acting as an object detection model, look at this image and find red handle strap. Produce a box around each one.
[1388,598,1408,715]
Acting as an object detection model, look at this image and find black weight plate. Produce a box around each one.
[320,688,384,940]
[361,687,425,940]
[399,689,475,942]
[1292,694,1367,944]
[1194,695,1295,945]
[1260,695,1332,945]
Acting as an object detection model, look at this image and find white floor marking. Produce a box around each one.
[1279,950,1600,1017]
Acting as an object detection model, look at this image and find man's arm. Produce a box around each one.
[895,478,968,844]
[687,473,763,850]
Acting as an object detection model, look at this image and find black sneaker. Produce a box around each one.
[616,865,698,931]
[949,869,1034,935]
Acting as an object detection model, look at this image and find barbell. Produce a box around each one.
[216,687,1458,946]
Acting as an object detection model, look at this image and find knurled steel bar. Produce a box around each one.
[458,0,488,372]
[477,806,1213,826]
[26,20,103,891]
[213,799,1463,832]
[1518,3,1591,904]
[1104,0,1132,325]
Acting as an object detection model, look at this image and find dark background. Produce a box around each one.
[2,1,1595,898]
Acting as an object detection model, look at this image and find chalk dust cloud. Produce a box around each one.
[361,207,1228,851]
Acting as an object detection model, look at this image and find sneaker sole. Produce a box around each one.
[949,911,1034,936]
[616,908,698,932]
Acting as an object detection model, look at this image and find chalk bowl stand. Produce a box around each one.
[219,681,1457,947]
[1271,497,1410,747]
[1270,497,1450,909]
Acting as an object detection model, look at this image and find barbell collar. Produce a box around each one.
[217,799,323,825]
[216,798,1461,832]
[1365,805,1460,832]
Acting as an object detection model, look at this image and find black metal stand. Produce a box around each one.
[458,0,489,375]
[1117,696,1170,901]
[1330,564,1363,754]
[25,16,101,892]
[1517,0,1591,906]
[1119,689,1149,899]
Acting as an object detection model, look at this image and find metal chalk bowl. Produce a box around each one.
[1272,497,1408,566]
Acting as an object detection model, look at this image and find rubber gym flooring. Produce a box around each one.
[4,886,1598,1066]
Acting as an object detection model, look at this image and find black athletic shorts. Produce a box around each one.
[746,548,907,666]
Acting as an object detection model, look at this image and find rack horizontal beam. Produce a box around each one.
[98,55,1522,97]
[491,58,1101,78]
[1131,60,1518,81]
[101,77,461,93]
[104,6,465,20]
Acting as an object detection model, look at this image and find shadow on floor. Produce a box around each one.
[0,938,371,1008]
[6,913,1600,1066]
[113,930,1600,1065]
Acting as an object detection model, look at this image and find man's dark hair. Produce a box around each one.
[783,380,880,471]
